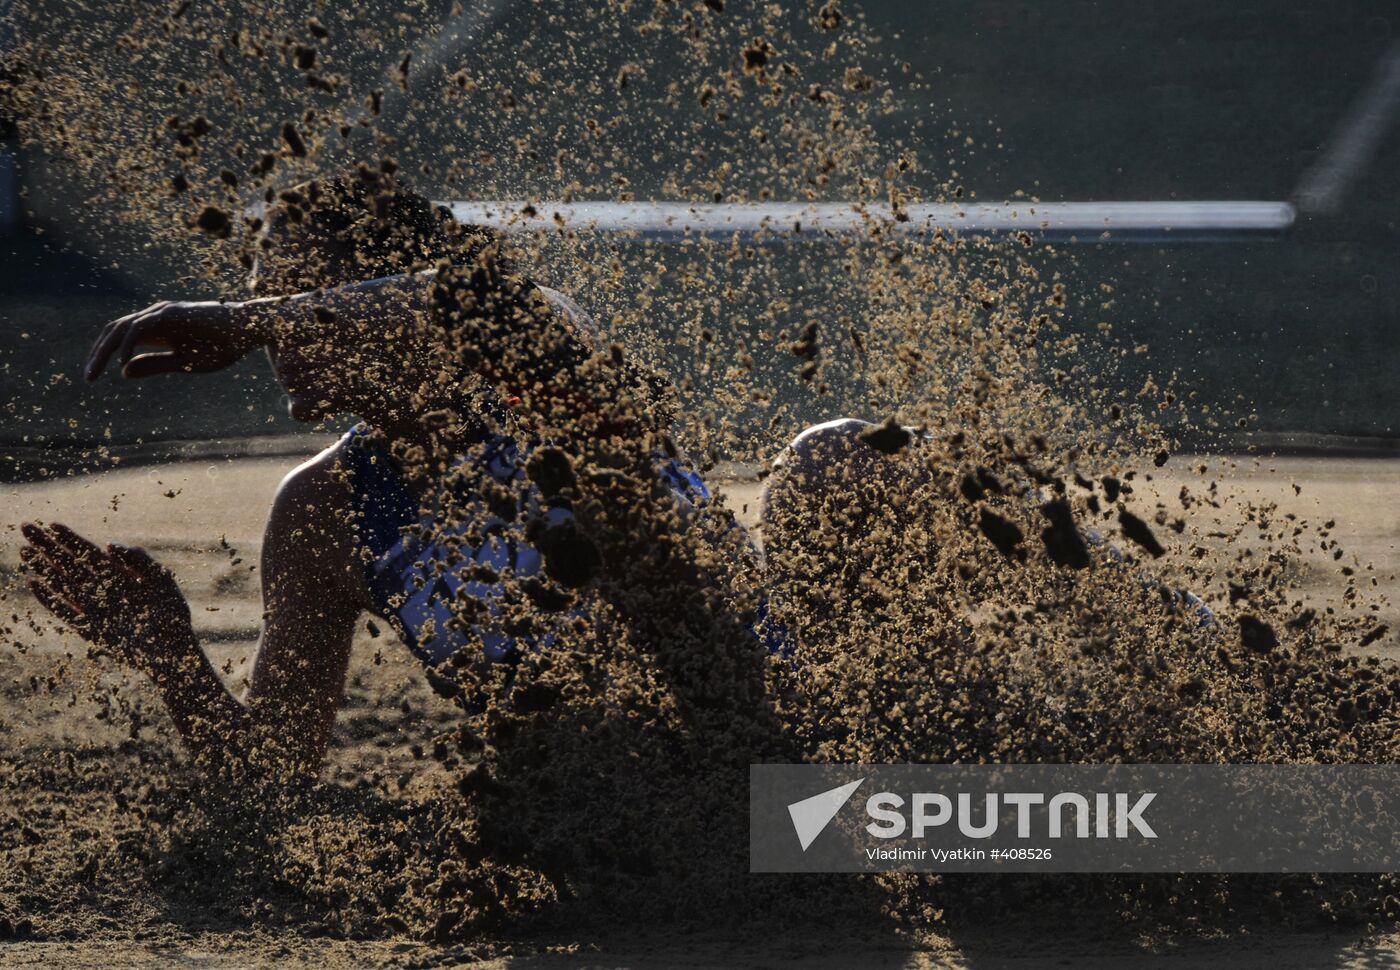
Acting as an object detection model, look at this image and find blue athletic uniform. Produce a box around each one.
[337,422,741,670]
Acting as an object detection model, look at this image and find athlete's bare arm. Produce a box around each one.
[80,271,636,433]
[30,265,708,775]
[243,445,366,769]
[21,444,364,776]
[82,276,420,383]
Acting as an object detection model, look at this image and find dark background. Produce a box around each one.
[2,0,1397,472]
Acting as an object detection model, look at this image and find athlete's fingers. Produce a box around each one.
[108,542,164,580]
[106,542,146,577]
[17,542,66,578]
[20,524,91,580]
[85,303,166,381]
[109,305,181,375]
[84,318,124,381]
[26,526,113,597]
[121,351,186,379]
[17,544,62,587]
[113,315,165,374]
[24,545,103,606]
[48,523,108,566]
[29,579,87,628]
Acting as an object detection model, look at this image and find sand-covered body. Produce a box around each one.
[3,451,1400,965]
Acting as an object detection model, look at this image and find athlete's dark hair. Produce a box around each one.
[254,164,677,431]
[252,165,498,295]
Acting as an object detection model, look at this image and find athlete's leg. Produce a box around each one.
[758,418,924,590]
[760,419,882,540]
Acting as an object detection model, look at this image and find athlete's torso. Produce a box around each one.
[335,284,794,672]
[337,421,714,669]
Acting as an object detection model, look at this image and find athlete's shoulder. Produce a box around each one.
[281,434,355,492]
[262,435,366,596]
[269,435,359,536]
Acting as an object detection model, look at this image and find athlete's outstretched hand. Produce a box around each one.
[84,300,267,381]
[20,522,198,677]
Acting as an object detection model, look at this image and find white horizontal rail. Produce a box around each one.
[441,200,1295,243]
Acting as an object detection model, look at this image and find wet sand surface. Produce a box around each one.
[1,448,1399,966]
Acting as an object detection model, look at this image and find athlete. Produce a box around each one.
[19,173,858,776]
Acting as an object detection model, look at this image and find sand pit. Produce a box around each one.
[3,447,1400,966]
[5,927,1400,969]
[7,447,1400,663]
